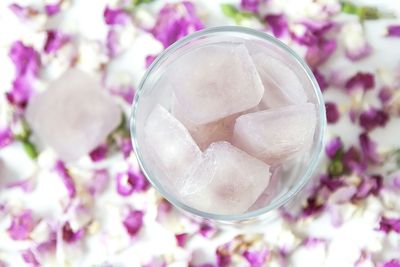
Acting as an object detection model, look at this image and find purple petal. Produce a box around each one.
[240,0,260,13]
[6,76,34,108]
[378,217,400,234]
[345,43,372,61]
[45,3,61,16]
[387,25,400,37]
[6,178,36,193]
[243,248,269,267]
[151,1,204,48]
[359,132,380,164]
[175,233,188,247]
[302,196,324,217]
[0,128,13,149]
[54,160,76,198]
[305,39,337,67]
[7,210,35,240]
[313,68,328,91]
[89,144,108,162]
[9,41,40,77]
[199,222,217,238]
[21,249,39,266]
[44,30,69,54]
[216,244,231,267]
[353,175,382,200]
[320,174,344,191]
[345,72,375,92]
[325,102,340,124]
[118,137,133,158]
[106,29,119,58]
[342,146,365,174]
[359,108,389,131]
[116,168,148,196]
[384,260,400,267]
[325,137,343,159]
[123,210,144,237]
[145,55,157,68]
[104,6,130,25]
[265,14,287,38]
[62,222,84,243]
[378,87,392,104]
[9,4,33,20]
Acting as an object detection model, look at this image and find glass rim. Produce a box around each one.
[130,26,327,222]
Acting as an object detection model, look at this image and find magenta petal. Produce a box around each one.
[240,0,260,13]
[305,39,337,67]
[345,72,375,92]
[175,233,188,247]
[384,260,400,267]
[216,244,231,267]
[243,248,269,267]
[45,3,61,16]
[199,222,217,238]
[110,86,135,104]
[62,222,84,243]
[0,128,13,149]
[7,210,35,240]
[301,196,324,217]
[106,29,118,58]
[353,175,382,200]
[87,169,109,195]
[104,6,130,25]
[54,160,76,198]
[325,137,343,159]
[145,55,157,68]
[359,132,380,164]
[325,102,340,124]
[123,210,144,237]
[342,146,365,174]
[10,41,40,77]
[116,169,148,196]
[44,30,69,54]
[21,249,39,266]
[379,217,400,234]
[151,1,204,48]
[89,144,108,162]
[387,25,400,37]
[378,87,392,104]
[119,138,133,158]
[359,108,389,131]
[265,14,288,38]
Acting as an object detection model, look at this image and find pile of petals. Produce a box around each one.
[0,0,400,266]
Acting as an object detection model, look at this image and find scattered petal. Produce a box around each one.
[104,6,130,25]
[378,87,392,104]
[342,22,372,61]
[199,222,218,238]
[240,0,260,13]
[387,25,400,37]
[345,72,375,92]
[116,168,148,196]
[54,160,76,198]
[265,14,287,38]
[216,244,231,267]
[325,137,343,159]
[87,169,109,195]
[325,102,340,124]
[45,3,61,16]
[145,55,157,68]
[175,233,188,247]
[0,128,13,149]
[62,222,84,243]
[378,217,400,234]
[44,30,70,54]
[359,107,389,131]
[305,39,337,67]
[359,132,380,164]
[353,174,382,200]
[123,210,144,237]
[89,144,108,162]
[243,248,269,267]
[151,1,203,48]
[21,249,39,266]
[7,210,35,240]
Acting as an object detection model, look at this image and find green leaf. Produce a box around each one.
[133,0,154,5]
[22,140,38,159]
[328,159,344,177]
[341,1,392,21]
[220,3,254,24]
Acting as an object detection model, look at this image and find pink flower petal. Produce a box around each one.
[21,249,39,266]
[145,55,157,68]
[62,222,84,243]
[151,1,204,48]
[7,210,35,240]
[0,128,13,149]
[123,210,144,237]
[240,0,261,13]
[325,102,340,124]
[175,233,188,247]
[116,168,148,196]
[345,72,375,92]
[54,160,76,198]
[378,217,400,234]
[103,6,130,25]
[44,30,70,54]
[87,169,109,195]
[265,14,288,38]
[359,108,389,131]
[387,25,400,37]
[45,3,61,16]
[243,248,269,267]
[89,144,108,162]
[359,132,380,164]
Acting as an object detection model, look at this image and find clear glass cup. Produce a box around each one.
[130,26,326,224]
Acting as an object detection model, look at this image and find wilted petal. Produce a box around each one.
[353,175,382,200]
[44,30,70,54]
[305,39,337,67]
[62,222,84,243]
[345,72,375,92]
[89,144,108,162]
[359,132,380,164]
[325,137,343,159]
[325,102,340,124]
[359,108,389,131]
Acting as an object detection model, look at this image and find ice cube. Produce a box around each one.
[252,53,307,108]
[169,43,264,124]
[248,167,282,211]
[233,103,317,165]
[172,98,238,150]
[144,105,202,189]
[26,68,121,162]
[181,142,271,215]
